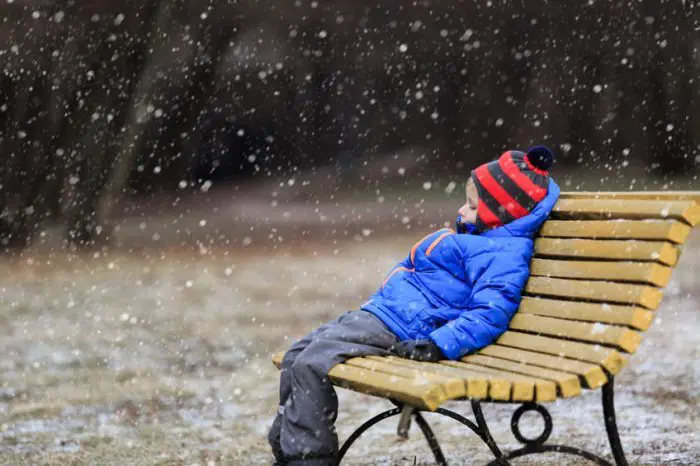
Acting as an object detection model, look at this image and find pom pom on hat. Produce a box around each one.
[526,145,554,171]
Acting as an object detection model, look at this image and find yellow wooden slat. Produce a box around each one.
[440,361,536,402]
[534,238,679,266]
[272,351,285,369]
[509,314,642,353]
[530,258,673,287]
[463,354,581,398]
[539,220,691,244]
[443,360,559,402]
[463,365,552,402]
[552,199,700,227]
[372,356,490,400]
[526,276,663,309]
[518,297,654,331]
[454,363,537,402]
[480,345,608,389]
[426,360,513,401]
[274,352,453,409]
[345,358,466,399]
[497,331,628,375]
[561,191,700,204]
[328,364,445,411]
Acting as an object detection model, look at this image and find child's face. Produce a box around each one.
[458,179,479,225]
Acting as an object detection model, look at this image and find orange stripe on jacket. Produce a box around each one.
[381,266,413,288]
[410,229,449,264]
[426,231,454,256]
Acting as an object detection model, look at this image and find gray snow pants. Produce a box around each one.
[268,310,400,465]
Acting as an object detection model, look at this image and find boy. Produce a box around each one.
[269,146,560,465]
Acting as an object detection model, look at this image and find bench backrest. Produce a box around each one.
[492,191,700,377]
[273,191,700,410]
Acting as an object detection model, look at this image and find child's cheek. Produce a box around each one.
[462,211,478,224]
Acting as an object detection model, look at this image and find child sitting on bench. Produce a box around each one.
[269,146,560,465]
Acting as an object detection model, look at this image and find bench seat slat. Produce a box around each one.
[462,354,581,398]
[271,356,448,409]
[382,356,511,400]
[497,331,627,375]
[525,276,663,309]
[552,199,700,227]
[518,297,654,331]
[534,238,679,266]
[370,356,492,400]
[508,314,642,353]
[539,220,691,244]
[440,361,536,402]
[479,345,607,389]
[388,357,557,402]
[344,358,467,400]
[327,363,445,411]
[450,363,536,402]
[530,258,673,287]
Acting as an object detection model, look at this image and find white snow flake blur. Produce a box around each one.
[0,1,698,464]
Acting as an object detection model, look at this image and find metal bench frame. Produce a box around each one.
[338,377,626,466]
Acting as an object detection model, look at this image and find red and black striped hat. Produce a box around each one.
[471,146,554,230]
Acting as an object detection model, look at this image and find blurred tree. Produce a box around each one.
[0,0,697,251]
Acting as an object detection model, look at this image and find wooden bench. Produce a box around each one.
[272,191,700,466]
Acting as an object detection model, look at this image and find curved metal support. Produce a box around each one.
[483,402,612,465]
[338,402,508,465]
[434,404,506,464]
[471,400,506,461]
[603,378,629,466]
[413,412,448,466]
[510,403,552,446]
[485,377,628,466]
[338,406,449,465]
[434,407,481,436]
[337,407,401,461]
[487,445,613,466]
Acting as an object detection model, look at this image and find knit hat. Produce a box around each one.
[470,146,554,230]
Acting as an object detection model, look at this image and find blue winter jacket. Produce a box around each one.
[361,179,560,360]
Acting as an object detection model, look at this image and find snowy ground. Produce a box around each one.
[1,185,699,465]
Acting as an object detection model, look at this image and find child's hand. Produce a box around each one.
[391,339,445,362]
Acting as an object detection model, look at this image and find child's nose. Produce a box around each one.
[458,204,469,216]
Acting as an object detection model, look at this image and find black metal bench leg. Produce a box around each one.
[338,405,449,465]
[337,407,402,462]
[414,411,449,466]
[471,400,506,461]
[603,378,629,466]
[434,404,508,464]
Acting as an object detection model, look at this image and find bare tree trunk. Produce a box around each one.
[91,0,181,241]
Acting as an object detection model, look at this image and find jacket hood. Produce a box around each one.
[482,178,560,239]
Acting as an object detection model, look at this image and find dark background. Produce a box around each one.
[0,0,698,250]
